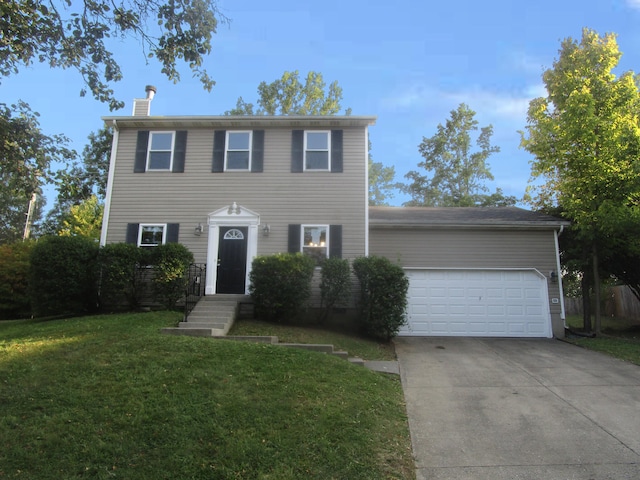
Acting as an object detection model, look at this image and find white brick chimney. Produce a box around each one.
[132,85,157,116]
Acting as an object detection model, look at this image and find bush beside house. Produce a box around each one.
[353,256,409,341]
[29,236,100,317]
[0,241,34,319]
[249,253,316,323]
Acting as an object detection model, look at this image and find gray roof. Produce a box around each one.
[369,206,570,230]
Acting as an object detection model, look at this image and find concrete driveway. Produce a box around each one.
[394,337,640,480]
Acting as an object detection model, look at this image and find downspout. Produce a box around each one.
[99,119,119,246]
[364,125,370,257]
[554,225,566,328]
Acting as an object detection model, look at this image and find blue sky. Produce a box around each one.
[4,0,640,209]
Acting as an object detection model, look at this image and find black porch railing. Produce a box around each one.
[184,263,206,321]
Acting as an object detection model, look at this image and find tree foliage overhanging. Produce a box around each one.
[521,28,640,332]
[1,0,225,110]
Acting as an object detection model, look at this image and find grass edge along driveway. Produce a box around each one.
[0,312,415,480]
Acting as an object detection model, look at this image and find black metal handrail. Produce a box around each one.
[184,263,206,321]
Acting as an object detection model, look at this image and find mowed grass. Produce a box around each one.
[229,319,397,361]
[565,314,640,365]
[0,312,415,479]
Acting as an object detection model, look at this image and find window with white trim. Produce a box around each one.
[138,224,166,247]
[225,131,252,170]
[304,131,330,171]
[302,225,329,264]
[147,132,175,170]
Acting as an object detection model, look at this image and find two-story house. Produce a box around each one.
[101,88,569,339]
[101,89,374,298]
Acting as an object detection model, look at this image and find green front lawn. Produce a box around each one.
[0,312,414,479]
[565,314,640,365]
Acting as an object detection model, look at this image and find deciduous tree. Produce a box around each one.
[521,28,640,333]
[224,70,352,116]
[401,103,514,207]
[1,0,225,110]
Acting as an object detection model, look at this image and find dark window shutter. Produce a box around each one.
[251,130,264,172]
[288,224,301,253]
[134,131,149,173]
[212,130,226,172]
[329,225,342,258]
[126,223,139,244]
[166,224,180,243]
[291,130,304,173]
[172,131,187,172]
[331,130,343,173]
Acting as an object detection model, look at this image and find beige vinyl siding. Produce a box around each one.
[370,227,565,337]
[105,126,368,265]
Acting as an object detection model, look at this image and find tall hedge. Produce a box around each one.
[98,243,149,310]
[352,256,409,341]
[249,253,316,323]
[149,243,194,310]
[29,236,100,317]
[318,257,352,323]
[0,241,34,319]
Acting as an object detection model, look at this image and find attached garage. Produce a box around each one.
[401,268,552,337]
[368,207,569,338]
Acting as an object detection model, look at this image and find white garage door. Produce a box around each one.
[400,269,552,338]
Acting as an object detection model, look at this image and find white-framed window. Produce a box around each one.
[147,132,175,170]
[138,224,167,247]
[301,224,329,264]
[304,131,330,171]
[225,131,252,171]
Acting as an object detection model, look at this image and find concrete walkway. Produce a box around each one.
[394,337,640,480]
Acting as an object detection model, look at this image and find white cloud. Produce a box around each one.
[381,83,546,122]
[627,0,640,10]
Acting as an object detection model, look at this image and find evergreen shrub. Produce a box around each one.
[249,253,316,322]
[352,256,409,341]
[29,236,99,317]
[0,241,34,319]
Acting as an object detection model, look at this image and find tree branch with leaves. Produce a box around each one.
[0,0,226,110]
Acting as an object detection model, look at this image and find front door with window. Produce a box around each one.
[216,227,248,294]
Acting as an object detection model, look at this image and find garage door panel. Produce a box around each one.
[401,269,552,338]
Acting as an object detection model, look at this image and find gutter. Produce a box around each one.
[554,224,567,327]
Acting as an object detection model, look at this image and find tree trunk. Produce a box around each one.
[592,241,601,335]
[581,271,592,333]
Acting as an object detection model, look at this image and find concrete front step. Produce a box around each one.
[178,322,227,329]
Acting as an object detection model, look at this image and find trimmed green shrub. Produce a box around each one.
[98,243,149,310]
[0,241,35,319]
[29,236,99,317]
[249,253,316,323]
[318,257,352,324]
[150,243,194,309]
[352,256,409,341]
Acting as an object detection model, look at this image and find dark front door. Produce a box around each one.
[216,226,248,294]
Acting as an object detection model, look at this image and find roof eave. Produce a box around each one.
[369,221,570,230]
[101,115,377,129]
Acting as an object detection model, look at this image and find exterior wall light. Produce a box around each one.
[262,224,270,236]
[194,223,203,236]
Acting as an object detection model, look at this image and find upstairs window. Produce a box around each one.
[147,132,174,170]
[138,224,166,247]
[291,130,342,173]
[225,131,252,170]
[304,131,330,171]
